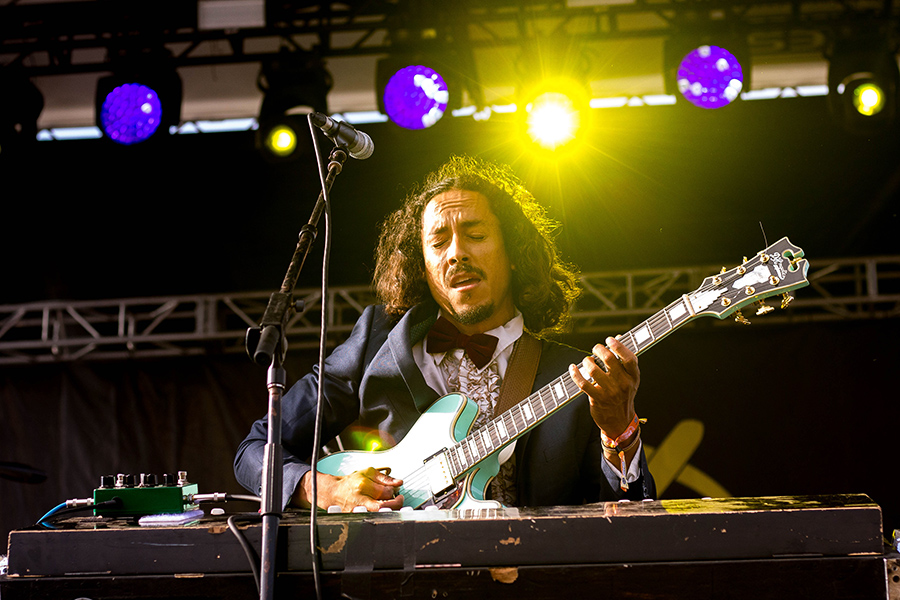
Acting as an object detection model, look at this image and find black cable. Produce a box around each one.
[224,494,263,503]
[228,513,262,594]
[191,493,262,504]
[191,493,263,592]
[308,115,335,600]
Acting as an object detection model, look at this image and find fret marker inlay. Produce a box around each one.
[635,326,651,344]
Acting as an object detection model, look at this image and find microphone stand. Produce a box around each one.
[246,144,349,600]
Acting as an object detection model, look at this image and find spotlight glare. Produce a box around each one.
[677,45,744,109]
[265,124,298,156]
[526,92,579,149]
[100,83,164,145]
[383,65,449,130]
[854,83,884,116]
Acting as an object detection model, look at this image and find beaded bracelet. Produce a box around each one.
[600,413,646,492]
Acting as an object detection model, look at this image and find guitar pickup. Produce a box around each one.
[423,450,455,497]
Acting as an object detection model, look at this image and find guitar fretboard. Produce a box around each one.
[617,294,695,355]
[444,294,698,478]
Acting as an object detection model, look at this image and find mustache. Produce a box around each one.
[445,264,486,284]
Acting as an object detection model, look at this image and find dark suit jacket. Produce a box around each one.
[234,303,655,509]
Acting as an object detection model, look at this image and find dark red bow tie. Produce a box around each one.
[426,316,499,369]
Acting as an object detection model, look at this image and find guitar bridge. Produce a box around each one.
[423,449,456,498]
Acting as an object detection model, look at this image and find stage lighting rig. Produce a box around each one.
[95,52,182,146]
[256,48,332,161]
[827,37,899,134]
[0,69,44,157]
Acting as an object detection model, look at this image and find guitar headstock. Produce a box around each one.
[689,237,809,321]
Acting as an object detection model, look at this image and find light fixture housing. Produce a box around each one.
[256,48,332,161]
[95,54,182,145]
[664,33,751,109]
[828,37,899,134]
[519,77,591,152]
[514,38,592,154]
[0,69,44,157]
[376,53,461,130]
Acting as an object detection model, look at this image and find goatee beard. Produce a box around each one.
[450,301,495,326]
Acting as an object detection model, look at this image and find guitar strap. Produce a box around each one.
[493,332,542,417]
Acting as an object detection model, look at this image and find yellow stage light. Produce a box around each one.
[827,38,898,133]
[526,92,579,149]
[853,83,885,116]
[518,78,590,153]
[265,124,298,156]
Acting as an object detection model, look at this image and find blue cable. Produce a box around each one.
[36,502,67,525]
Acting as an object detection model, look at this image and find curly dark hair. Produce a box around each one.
[373,156,581,337]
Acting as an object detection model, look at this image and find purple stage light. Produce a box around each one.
[382,65,449,130]
[100,83,164,144]
[676,45,744,109]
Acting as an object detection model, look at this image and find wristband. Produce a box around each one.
[600,413,646,492]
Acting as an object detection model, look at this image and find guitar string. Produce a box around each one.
[620,252,781,354]
[399,372,580,503]
[395,377,573,505]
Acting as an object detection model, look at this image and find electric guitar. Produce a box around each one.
[317,237,810,510]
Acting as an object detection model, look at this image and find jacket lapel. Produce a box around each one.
[387,303,440,413]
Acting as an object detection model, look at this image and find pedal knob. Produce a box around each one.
[327,505,343,513]
[352,506,369,513]
[140,473,158,487]
[378,507,393,512]
[163,473,176,487]
[99,475,115,489]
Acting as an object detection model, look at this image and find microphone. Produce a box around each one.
[309,113,374,159]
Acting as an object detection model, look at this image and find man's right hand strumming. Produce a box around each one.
[291,467,405,512]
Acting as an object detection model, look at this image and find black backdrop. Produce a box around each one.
[2,95,898,547]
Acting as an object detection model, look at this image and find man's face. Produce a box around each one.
[421,189,516,335]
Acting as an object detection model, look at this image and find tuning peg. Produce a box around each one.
[781,293,794,309]
[755,300,774,316]
[720,266,727,274]
[734,310,751,325]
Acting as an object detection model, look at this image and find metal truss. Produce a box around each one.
[572,255,900,335]
[2,0,899,76]
[1,256,897,365]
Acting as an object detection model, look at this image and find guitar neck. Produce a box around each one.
[616,293,698,356]
[443,294,699,479]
